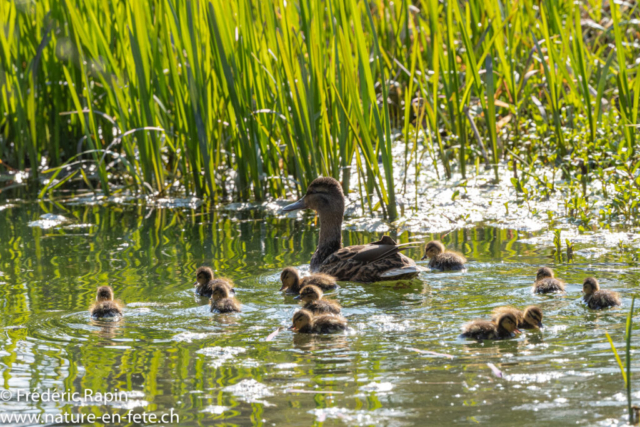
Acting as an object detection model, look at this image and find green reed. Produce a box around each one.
[1,0,638,220]
[605,296,636,424]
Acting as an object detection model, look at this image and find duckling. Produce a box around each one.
[280,267,337,294]
[210,283,241,313]
[194,266,234,297]
[492,305,543,329]
[421,241,467,271]
[460,312,519,340]
[296,285,341,315]
[532,267,565,294]
[289,309,347,334]
[281,177,421,282]
[583,277,621,309]
[89,286,123,318]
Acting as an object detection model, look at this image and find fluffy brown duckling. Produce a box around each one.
[460,312,520,340]
[421,241,466,271]
[280,267,337,294]
[492,306,543,329]
[210,283,241,313]
[89,286,123,319]
[289,309,347,334]
[532,267,565,294]
[583,277,621,309]
[194,266,234,297]
[296,285,341,315]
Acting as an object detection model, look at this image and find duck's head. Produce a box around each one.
[280,267,300,291]
[496,312,520,335]
[523,306,543,328]
[212,284,232,301]
[297,285,322,303]
[536,267,554,281]
[289,309,313,331]
[96,286,114,302]
[195,267,214,286]
[583,277,600,296]
[421,241,445,260]
[282,177,344,215]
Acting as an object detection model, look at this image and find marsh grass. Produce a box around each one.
[1,0,639,220]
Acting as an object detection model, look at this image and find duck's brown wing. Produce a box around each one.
[588,291,621,309]
[318,236,420,282]
[460,320,496,340]
[533,278,565,293]
[429,252,467,271]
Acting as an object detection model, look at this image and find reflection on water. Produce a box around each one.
[0,194,638,426]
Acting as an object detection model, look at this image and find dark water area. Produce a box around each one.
[0,191,638,426]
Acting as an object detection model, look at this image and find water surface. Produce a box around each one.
[0,195,638,426]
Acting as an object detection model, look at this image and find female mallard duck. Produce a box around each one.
[210,283,241,313]
[89,286,123,318]
[460,312,519,340]
[289,309,347,334]
[583,277,621,309]
[280,267,337,294]
[492,306,543,329]
[421,241,466,271]
[194,266,234,297]
[296,285,341,315]
[533,267,565,294]
[282,177,421,282]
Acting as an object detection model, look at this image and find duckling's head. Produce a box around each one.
[421,241,445,260]
[96,286,114,302]
[583,277,600,295]
[280,267,300,291]
[212,284,232,301]
[282,177,344,215]
[496,312,519,334]
[196,267,214,286]
[523,306,543,328]
[289,309,313,331]
[536,267,554,281]
[298,285,322,303]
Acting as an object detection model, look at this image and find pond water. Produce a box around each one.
[0,193,638,426]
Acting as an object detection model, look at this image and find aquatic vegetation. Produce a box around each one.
[1,0,639,223]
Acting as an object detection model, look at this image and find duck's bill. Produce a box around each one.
[538,322,543,328]
[288,325,297,331]
[281,197,306,212]
[279,284,287,291]
[514,329,522,334]
[420,255,427,260]
[293,295,301,300]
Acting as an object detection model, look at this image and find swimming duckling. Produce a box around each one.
[194,266,234,297]
[210,283,241,313]
[421,241,466,271]
[296,285,341,315]
[460,312,519,340]
[289,309,347,334]
[280,267,337,294]
[583,277,621,309]
[89,286,123,318]
[492,306,543,329]
[532,267,565,294]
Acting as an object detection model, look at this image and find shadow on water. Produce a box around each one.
[0,188,638,425]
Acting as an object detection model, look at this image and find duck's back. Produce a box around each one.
[211,298,241,313]
[461,320,498,340]
[430,252,466,271]
[491,307,523,326]
[533,278,565,293]
[316,236,418,283]
[304,299,341,315]
[301,274,338,291]
[586,290,621,309]
[311,315,347,334]
[90,301,123,318]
